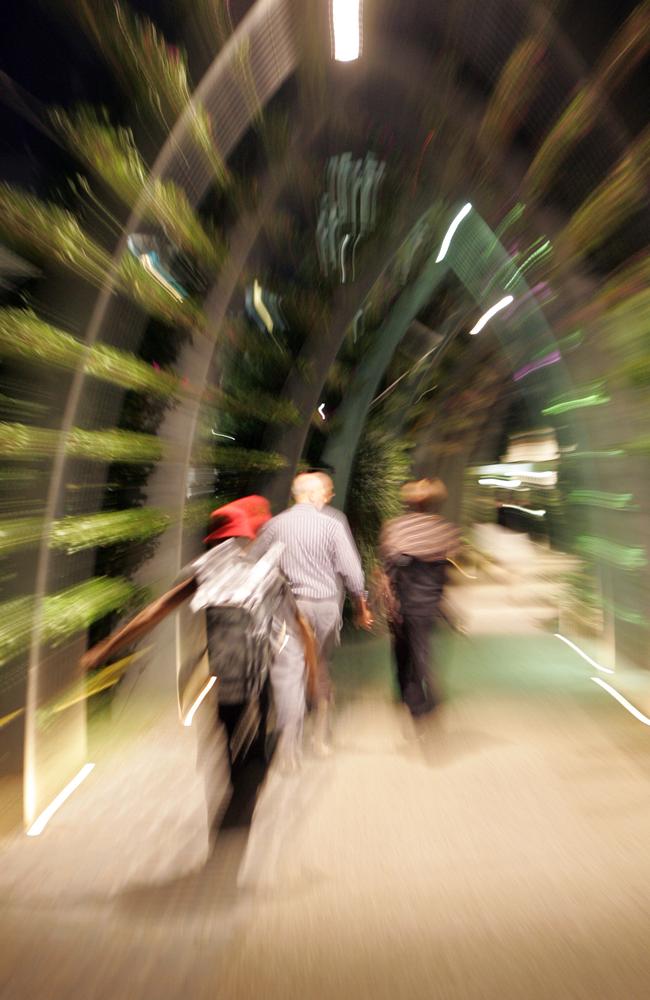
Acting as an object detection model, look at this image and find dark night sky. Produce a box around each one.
[0,0,647,188]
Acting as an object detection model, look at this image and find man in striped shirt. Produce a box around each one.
[380,478,459,721]
[254,472,372,765]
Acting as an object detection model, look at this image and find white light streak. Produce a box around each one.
[469,295,514,336]
[253,279,274,334]
[183,676,217,727]
[554,634,614,675]
[141,255,184,302]
[340,233,351,282]
[332,0,362,62]
[590,677,650,725]
[436,203,472,263]
[318,403,326,420]
[26,763,95,837]
[500,504,546,517]
[520,470,557,485]
[478,478,522,488]
[211,431,236,440]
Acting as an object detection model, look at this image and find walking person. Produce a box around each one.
[379,478,459,727]
[253,472,373,767]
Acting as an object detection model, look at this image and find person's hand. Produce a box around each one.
[355,605,374,631]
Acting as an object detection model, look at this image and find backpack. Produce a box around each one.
[189,538,288,704]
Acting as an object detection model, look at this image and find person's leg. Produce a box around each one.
[406,615,439,716]
[269,629,306,769]
[390,618,412,705]
[298,600,340,754]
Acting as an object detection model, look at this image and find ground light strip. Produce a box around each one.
[26,763,95,837]
[590,677,650,726]
[554,633,614,674]
[183,676,217,727]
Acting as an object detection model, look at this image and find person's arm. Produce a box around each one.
[79,576,197,671]
[331,521,373,630]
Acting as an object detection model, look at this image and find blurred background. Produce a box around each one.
[0,1,649,995]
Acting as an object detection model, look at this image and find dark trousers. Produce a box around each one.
[390,615,440,718]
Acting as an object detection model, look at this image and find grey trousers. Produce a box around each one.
[270,599,340,753]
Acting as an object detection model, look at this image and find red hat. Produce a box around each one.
[204,495,271,544]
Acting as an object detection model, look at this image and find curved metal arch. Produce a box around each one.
[24,0,303,827]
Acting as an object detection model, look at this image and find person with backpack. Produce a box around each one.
[79,496,318,772]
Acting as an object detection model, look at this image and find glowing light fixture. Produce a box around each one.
[331,0,362,62]
[469,296,514,336]
[590,677,650,725]
[436,203,472,263]
[554,633,614,675]
[183,676,217,727]
[26,763,95,837]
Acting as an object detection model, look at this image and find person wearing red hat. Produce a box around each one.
[80,495,317,773]
[204,495,272,547]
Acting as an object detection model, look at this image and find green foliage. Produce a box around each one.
[0,423,162,463]
[212,445,288,471]
[0,187,204,328]
[0,517,43,555]
[66,427,164,463]
[0,309,180,398]
[0,576,136,667]
[50,508,170,554]
[74,1,229,188]
[346,421,412,577]
[116,254,205,329]
[216,388,300,426]
[53,107,225,270]
[0,184,111,284]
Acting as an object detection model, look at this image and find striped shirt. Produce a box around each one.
[380,513,460,567]
[253,503,365,601]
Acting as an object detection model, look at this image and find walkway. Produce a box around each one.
[2,629,650,999]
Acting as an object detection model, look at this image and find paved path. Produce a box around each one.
[2,631,650,999]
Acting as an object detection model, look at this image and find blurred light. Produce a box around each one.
[591,677,650,725]
[340,233,351,282]
[555,633,614,675]
[478,478,522,488]
[542,392,610,416]
[436,203,472,263]
[183,676,216,727]
[26,763,95,837]
[513,350,561,381]
[253,278,274,334]
[211,431,236,440]
[331,0,362,62]
[469,296,514,336]
[140,254,185,302]
[520,470,557,486]
[318,404,326,420]
[500,504,546,517]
